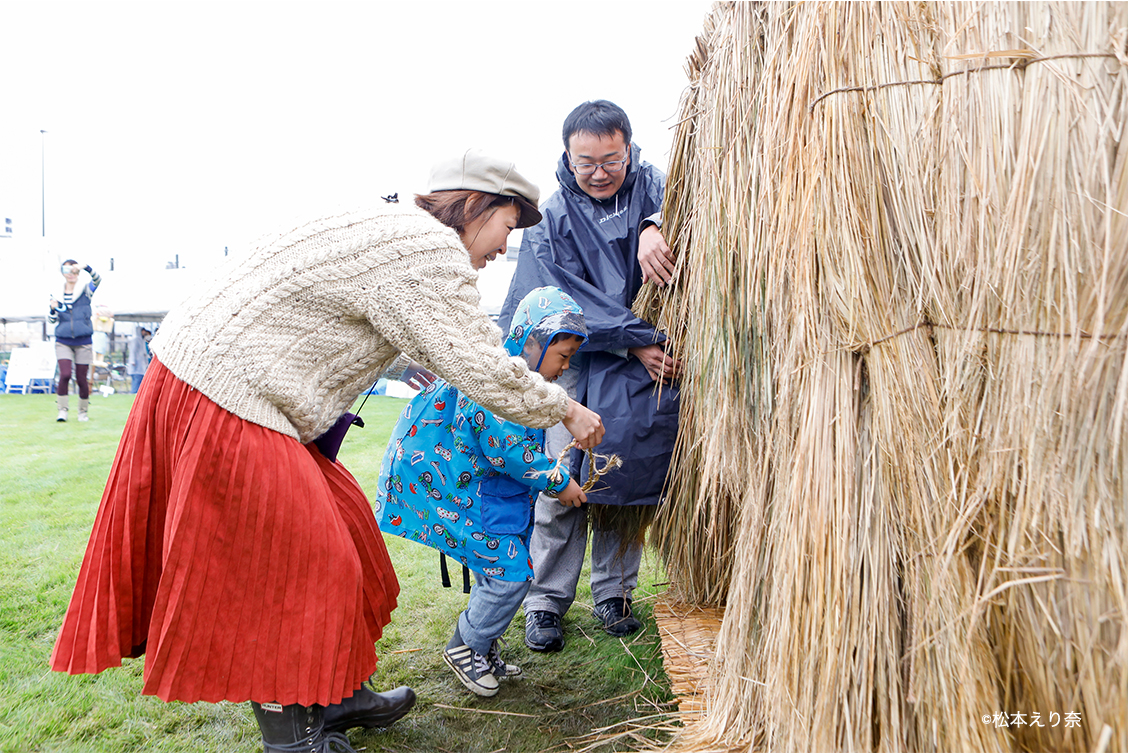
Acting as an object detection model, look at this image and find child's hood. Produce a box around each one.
[503,286,587,370]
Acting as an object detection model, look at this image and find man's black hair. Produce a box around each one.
[562,100,632,151]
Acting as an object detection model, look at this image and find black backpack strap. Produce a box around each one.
[439,552,452,588]
[438,551,473,594]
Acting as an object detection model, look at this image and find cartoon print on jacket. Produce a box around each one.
[378,381,566,581]
[376,286,587,583]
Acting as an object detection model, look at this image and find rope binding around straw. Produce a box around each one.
[546,439,623,492]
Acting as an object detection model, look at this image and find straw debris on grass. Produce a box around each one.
[642,2,1128,751]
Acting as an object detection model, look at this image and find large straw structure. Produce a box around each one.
[643,3,1127,752]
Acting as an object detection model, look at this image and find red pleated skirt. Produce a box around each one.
[50,358,399,706]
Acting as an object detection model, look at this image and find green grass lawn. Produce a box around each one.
[0,393,675,752]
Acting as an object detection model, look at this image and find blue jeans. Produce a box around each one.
[458,571,530,655]
[130,373,145,394]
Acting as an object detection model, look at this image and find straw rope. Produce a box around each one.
[852,319,1128,355]
[809,52,1120,110]
[546,439,623,493]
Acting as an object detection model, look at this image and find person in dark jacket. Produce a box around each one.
[48,260,101,422]
[126,326,152,394]
[499,100,682,651]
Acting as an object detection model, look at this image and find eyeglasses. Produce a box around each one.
[569,151,629,176]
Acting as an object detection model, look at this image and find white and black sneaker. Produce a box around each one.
[487,639,523,680]
[444,643,498,696]
[56,409,68,422]
[443,626,499,697]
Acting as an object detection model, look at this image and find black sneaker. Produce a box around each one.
[594,597,641,637]
[524,610,564,652]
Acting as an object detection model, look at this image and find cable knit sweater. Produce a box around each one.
[151,204,569,444]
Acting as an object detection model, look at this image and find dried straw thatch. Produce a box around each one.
[642,2,1128,751]
[653,597,725,721]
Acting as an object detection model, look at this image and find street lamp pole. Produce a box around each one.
[40,129,47,237]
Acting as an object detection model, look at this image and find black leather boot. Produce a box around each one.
[323,684,416,733]
[250,702,357,752]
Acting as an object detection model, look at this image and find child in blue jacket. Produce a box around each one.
[377,286,588,696]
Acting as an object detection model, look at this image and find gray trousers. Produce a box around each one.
[523,420,643,617]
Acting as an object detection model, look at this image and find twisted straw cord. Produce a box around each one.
[546,439,624,493]
[810,53,1119,111]
[853,321,1128,355]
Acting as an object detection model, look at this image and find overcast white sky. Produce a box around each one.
[0,0,714,288]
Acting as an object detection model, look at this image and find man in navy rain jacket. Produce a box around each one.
[499,100,681,651]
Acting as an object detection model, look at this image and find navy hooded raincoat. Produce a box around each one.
[498,145,680,507]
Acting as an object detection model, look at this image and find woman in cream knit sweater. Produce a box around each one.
[50,150,602,753]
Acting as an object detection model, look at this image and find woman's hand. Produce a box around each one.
[563,398,604,450]
[556,478,587,508]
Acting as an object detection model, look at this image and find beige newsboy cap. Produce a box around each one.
[426,148,542,228]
